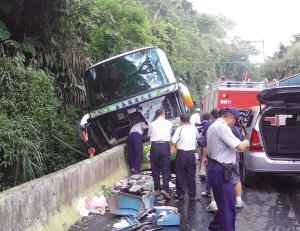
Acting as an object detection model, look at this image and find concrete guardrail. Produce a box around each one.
[0,144,129,231]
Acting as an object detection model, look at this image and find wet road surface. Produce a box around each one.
[70,174,300,231]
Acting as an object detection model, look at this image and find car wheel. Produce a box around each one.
[240,161,255,186]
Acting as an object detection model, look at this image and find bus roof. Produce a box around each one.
[84,46,177,112]
[89,46,158,69]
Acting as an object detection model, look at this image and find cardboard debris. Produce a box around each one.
[108,192,155,220]
[154,206,181,226]
[107,173,181,228]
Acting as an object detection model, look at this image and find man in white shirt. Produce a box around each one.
[172,113,200,201]
[148,109,173,200]
[190,108,201,126]
[206,107,249,231]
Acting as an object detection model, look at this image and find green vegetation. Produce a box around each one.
[0,57,82,190]
[259,34,300,81]
[1,0,299,191]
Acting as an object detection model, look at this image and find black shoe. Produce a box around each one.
[199,175,206,182]
[175,194,184,200]
[189,197,196,201]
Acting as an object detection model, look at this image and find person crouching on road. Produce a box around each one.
[148,109,173,200]
[206,107,249,231]
[172,113,200,201]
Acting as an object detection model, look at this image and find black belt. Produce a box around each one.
[152,141,169,144]
[208,157,222,166]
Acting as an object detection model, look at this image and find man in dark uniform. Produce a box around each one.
[206,108,249,231]
[201,109,219,199]
[148,109,173,200]
[127,112,148,174]
[171,114,200,201]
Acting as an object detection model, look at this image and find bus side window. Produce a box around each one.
[162,96,176,119]
[110,112,131,140]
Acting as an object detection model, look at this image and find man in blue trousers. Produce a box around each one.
[172,114,200,201]
[148,109,173,200]
[206,108,249,231]
[127,112,148,174]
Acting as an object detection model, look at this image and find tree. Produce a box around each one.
[139,0,259,102]
[259,41,300,81]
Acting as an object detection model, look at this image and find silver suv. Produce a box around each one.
[240,86,300,185]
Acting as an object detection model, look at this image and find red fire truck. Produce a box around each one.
[201,76,266,113]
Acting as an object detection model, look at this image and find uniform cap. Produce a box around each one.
[225,107,240,121]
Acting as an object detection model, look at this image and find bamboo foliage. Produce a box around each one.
[0,56,84,190]
[61,45,91,106]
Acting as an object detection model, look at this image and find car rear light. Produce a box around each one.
[249,128,263,152]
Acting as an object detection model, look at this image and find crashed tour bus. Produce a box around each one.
[77,46,193,170]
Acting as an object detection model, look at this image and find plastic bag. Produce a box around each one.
[77,195,107,216]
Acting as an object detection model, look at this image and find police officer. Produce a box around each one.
[127,112,149,174]
[231,125,246,208]
[148,109,172,200]
[205,123,246,213]
[206,107,249,231]
[190,108,201,126]
[171,114,200,201]
[201,108,219,200]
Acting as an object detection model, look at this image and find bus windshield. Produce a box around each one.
[84,47,176,110]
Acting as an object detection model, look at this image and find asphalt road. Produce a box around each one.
[70,173,300,231]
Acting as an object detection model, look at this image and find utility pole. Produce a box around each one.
[249,40,265,63]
